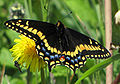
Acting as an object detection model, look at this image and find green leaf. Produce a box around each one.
[75,54,120,84]
[6,30,19,45]
[0,47,14,67]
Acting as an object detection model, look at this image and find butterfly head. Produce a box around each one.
[56,21,65,35]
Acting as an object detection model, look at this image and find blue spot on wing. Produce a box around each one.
[55,54,58,58]
[66,57,70,60]
[45,52,50,56]
[71,60,74,64]
[75,59,78,63]
[78,56,81,60]
[41,42,44,45]
[42,47,46,52]
[50,55,54,60]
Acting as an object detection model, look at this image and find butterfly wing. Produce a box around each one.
[58,27,111,72]
[4,19,63,71]
[4,19,61,49]
[65,28,111,59]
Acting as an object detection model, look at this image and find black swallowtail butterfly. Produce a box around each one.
[4,19,111,72]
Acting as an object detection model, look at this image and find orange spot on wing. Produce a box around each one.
[80,44,85,52]
[60,56,65,62]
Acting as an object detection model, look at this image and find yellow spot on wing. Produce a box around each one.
[95,42,98,44]
[51,47,54,53]
[24,26,28,29]
[74,48,78,55]
[28,28,33,32]
[80,44,85,52]
[73,52,76,56]
[70,65,74,69]
[12,22,15,25]
[20,25,24,27]
[41,35,45,40]
[39,52,44,56]
[48,46,51,50]
[62,51,66,55]
[37,31,43,37]
[50,61,55,66]
[102,49,104,52]
[18,20,22,22]
[71,52,74,57]
[101,55,103,57]
[32,29,38,34]
[97,46,101,50]
[77,46,80,51]
[58,50,61,54]
[8,25,11,27]
[85,55,89,57]
[79,62,83,65]
[12,27,14,29]
[75,64,78,67]
[54,48,57,53]
[95,55,97,57]
[67,51,71,55]
[6,23,8,26]
[37,45,41,49]
[19,30,22,33]
[94,46,98,50]
[24,32,27,35]
[45,43,49,47]
[51,65,55,69]
[89,39,92,44]
[56,61,60,63]
[45,57,49,60]
[91,55,94,57]
[84,44,90,50]
[43,39,47,43]
[28,35,32,38]
[91,45,96,50]
[98,55,100,57]
[65,65,69,68]
[66,62,69,65]
[88,45,93,50]
[82,56,85,60]
[26,21,29,25]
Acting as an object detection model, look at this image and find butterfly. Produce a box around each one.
[4,19,111,73]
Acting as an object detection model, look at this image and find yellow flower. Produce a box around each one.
[10,35,46,72]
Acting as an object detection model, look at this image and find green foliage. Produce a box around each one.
[0,0,120,84]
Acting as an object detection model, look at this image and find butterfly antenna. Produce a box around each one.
[62,11,72,20]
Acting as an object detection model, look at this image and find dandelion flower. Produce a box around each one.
[10,35,46,72]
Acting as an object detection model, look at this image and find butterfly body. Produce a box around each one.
[4,19,111,72]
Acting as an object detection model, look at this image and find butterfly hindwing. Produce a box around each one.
[65,28,111,59]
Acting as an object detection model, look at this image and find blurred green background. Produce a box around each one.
[0,0,120,84]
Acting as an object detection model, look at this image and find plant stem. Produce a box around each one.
[27,68,32,84]
[24,0,30,18]
[105,0,113,84]
[28,0,33,18]
[41,68,46,84]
